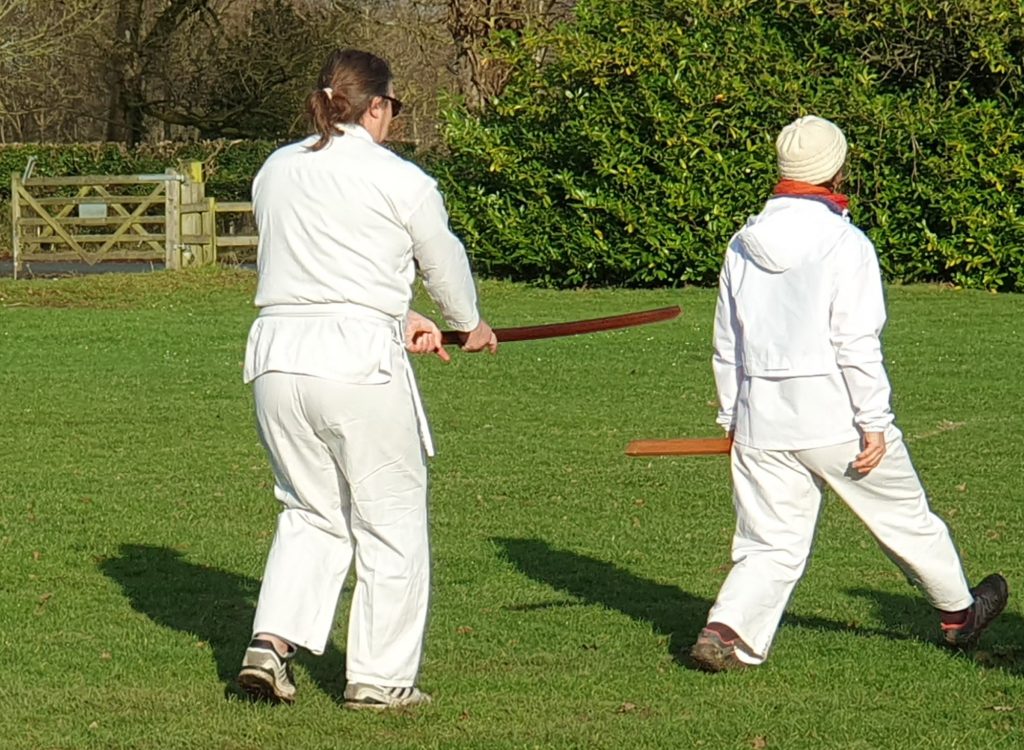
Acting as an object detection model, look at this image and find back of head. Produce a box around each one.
[307,49,392,152]
[775,116,847,186]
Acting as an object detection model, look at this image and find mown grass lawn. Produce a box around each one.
[0,269,1022,749]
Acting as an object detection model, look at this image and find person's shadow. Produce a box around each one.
[847,586,1024,672]
[494,537,1024,674]
[100,544,348,701]
[102,541,1023,692]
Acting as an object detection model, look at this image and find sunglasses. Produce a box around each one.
[381,95,403,118]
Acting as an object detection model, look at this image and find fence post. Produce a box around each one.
[10,173,21,279]
[164,168,181,270]
[180,160,204,268]
[202,196,217,265]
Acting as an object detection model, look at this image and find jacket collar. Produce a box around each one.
[333,123,375,143]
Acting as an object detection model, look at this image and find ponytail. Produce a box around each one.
[304,49,392,152]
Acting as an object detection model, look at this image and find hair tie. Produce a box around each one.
[322,87,333,100]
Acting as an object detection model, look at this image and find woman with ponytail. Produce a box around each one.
[237,48,497,710]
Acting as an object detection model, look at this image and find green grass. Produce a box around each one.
[1,269,1022,749]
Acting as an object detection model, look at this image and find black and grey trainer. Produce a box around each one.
[942,573,1009,649]
[237,639,297,704]
[343,683,432,710]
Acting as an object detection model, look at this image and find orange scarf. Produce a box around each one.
[772,179,849,214]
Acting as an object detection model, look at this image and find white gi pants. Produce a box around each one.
[250,362,430,687]
[707,425,973,664]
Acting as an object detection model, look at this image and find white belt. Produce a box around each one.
[257,302,435,456]
[259,301,398,323]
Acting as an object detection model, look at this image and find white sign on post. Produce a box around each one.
[79,203,108,219]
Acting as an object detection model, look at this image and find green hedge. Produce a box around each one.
[434,0,1024,290]
[0,140,278,202]
[7,0,1024,294]
[0,138,426,258]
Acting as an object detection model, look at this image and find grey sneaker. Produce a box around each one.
[690,628,748,672]
[344,683,432,710]
[942,573,1009,650]
[237,639,297,704]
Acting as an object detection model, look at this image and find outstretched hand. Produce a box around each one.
[405,310,451,362]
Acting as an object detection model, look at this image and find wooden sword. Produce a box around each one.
[625,436,733,456]
[439,305,681,346]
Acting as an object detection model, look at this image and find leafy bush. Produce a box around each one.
[436,0,1024,290]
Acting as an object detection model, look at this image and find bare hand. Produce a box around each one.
[458,319,498,354]
[852,431,886,474]
[404,310,450,363]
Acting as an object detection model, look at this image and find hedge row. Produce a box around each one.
[5,0,1024,291]
[433,0,1024,291]
[0,139,423,257]
[0,140,277,203]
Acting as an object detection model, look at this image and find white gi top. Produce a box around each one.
[243,124,482,454]
[713,196,895,450]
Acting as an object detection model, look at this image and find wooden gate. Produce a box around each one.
[9,161,258,278]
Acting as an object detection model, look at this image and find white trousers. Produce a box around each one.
[250,364,430,687]
[707,425,973,664]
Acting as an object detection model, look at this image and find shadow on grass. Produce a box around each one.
[848,587,1024,675]
[494,537,711,663]
[494,537,1022,673]
[100,544,348,702]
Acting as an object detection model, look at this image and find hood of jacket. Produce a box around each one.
[733,196,848,274]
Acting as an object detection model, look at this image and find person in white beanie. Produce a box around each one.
[236,48,497,708]
[690,115,1008,671]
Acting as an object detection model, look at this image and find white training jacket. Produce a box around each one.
[712,196,895,450]
[243,125,482,454]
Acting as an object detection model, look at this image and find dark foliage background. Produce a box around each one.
[434,0,1024,290]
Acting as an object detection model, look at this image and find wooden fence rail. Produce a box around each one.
[9,161,258,277]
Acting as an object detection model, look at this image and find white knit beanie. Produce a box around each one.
[776,115,848,185]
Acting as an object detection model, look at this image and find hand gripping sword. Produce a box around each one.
[439,305,681,346]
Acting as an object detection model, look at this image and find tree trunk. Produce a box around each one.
[445,0,573,110]
[104,0,145,144]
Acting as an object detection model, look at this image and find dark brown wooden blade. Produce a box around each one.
[440,305,681,346]
[625,437,733,456]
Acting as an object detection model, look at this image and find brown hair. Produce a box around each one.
[306,49,392,152]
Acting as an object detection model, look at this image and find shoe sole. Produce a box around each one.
[344,700,392,711]
[237,668,295,704]
[344,698,431,711]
